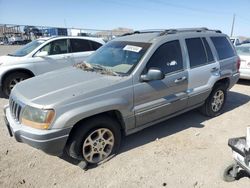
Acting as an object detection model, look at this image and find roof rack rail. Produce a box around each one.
[121,29,164,36]
[159,27,222,36]
[121,28,222,37]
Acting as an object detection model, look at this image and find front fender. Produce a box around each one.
[52,98,133,129]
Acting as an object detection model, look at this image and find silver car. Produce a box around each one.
[0,36,105,97]
[236,44,250,80]
[4,28,240,167]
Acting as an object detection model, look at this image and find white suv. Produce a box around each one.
[0,36,105,96]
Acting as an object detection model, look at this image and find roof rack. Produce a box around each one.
[159,28,222,36]
[121,27,222,37]
[121,29,164,36]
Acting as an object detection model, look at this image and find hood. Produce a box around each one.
[0,55,25,65]
[12,67,126,107]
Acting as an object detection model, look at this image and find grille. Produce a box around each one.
[9,97,22,122]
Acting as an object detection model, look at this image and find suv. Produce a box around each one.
[4,28,240,167]
[0,36,105,97]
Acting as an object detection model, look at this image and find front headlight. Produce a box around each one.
[21,106,55,130]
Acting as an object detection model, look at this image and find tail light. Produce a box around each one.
[236,58,241,72]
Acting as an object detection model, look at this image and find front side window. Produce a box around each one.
[70,39,92,52]
[86,41,151,74]
[211,37,235,60]
[39,39,68,55]
[146,40,183,74]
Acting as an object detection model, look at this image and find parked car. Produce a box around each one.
[4,28,240,168]
[0,36,105,96]
[236,44,250,80]
[230,37,242,46]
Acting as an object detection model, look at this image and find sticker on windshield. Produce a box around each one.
[123,45,142,53]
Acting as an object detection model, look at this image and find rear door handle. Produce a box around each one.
[211,67,219,72]
[174,76,187,83]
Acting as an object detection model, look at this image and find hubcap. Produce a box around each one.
[9,78,24,90]
[82,128,114,163]
[211,90,224,112]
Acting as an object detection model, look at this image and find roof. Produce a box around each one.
[37,36,105,44]
[113,28,225,43]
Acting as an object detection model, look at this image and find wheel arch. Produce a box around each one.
[66,110,126,143]
[1,68,35,86]
[213,77,230,90]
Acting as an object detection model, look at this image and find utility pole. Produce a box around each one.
[230,14,235,37]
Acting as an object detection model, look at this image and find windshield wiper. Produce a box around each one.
[74,62,118,76]
[92,64,119,76]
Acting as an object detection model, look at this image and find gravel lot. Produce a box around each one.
[0,45,249,188]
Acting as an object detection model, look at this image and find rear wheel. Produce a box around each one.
[66,115,121,166]
[2,72,31,97]
[201,84,227,117]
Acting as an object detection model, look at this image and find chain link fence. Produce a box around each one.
[0,24,133,45]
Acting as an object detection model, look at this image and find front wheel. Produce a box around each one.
[2,72,31,97]
[201,84,227,117]
[66,115,121,166]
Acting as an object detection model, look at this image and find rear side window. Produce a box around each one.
[202,37,214,62]
[186,38,214,68]
[146,40,183,74]
[70,39,92,53]
[211,37,235,60]
[90,41,102,50]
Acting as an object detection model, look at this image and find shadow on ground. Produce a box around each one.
[120,90,249,154]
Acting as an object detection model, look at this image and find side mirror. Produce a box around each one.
[35,51,48,57]
[141,68,165,82]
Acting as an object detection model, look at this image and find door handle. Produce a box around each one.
[174,76,187,83]
[211,67,219,72]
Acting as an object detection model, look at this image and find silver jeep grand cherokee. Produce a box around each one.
[4,28,240,167]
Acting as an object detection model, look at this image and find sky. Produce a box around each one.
[0,0,250,36]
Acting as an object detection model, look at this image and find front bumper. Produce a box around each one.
[4,106,71,156]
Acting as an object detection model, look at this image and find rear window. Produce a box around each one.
[70,39,92,53]
[90,41,102,50]
[211,37,235,60]
[236,45,250,56]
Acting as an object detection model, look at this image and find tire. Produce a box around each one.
[201,84,227,117]
[66,115,121,166]
[223,163,237,182]
[2,72,31,97]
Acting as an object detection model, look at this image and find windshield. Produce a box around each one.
[236,46,250,56]
[85,41,151,75]
[9,40,46,57]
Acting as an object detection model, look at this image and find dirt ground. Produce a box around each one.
[0,46,249,188]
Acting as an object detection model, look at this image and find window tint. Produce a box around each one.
[39,39,68,55]
[211,37,235,60]
[70,39,92,52]
[202,37,214,62]
[90,41,102,50]
[186,38,207,68]
[146,40,183,74]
